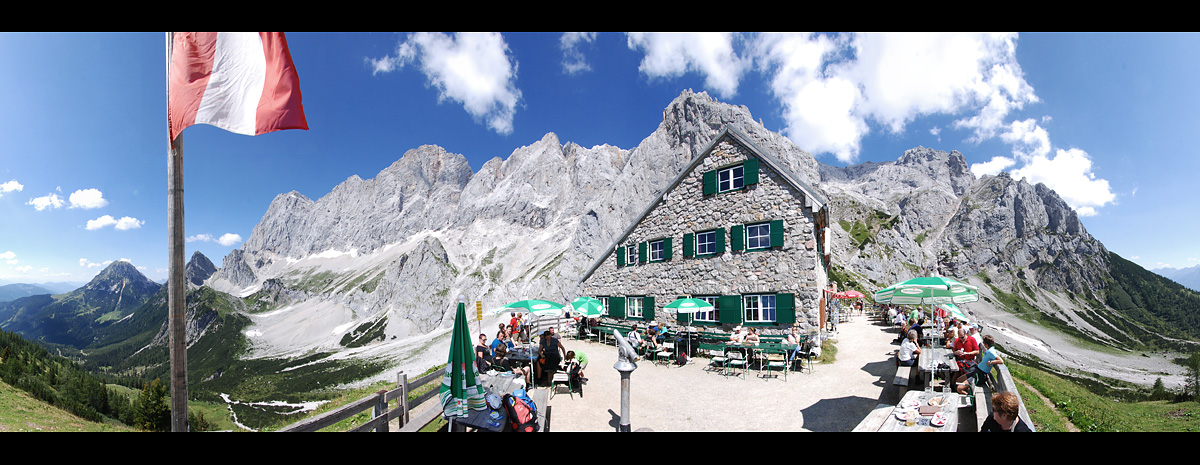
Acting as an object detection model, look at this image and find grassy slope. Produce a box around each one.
[0,380,135,432]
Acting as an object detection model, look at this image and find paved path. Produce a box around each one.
[543,313,903,431]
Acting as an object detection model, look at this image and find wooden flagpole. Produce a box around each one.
[166,32,189,432]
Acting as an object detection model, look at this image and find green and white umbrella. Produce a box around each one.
[664,298,714,357]
[568,297,605,318]
[439,300,486,419]
[887,276,979,305]
[874,286,896,304]
[489,299,565,317]
[937,303,970,323]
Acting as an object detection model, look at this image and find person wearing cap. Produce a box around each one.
[980,391,1032,432]
[955,334,1003,395]
[727,326,746,345]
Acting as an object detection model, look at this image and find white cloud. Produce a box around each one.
[86,215,117,230]
[560,32,596,75]
[369,32,522,135]
[187,234,215,243]
[68,188,108,209]
[628,32,748,99]
[85,215,143,230]
[80,258,103,268]
[970,156,1017,177]
[1000,118,1051,159]
[217,233,243,247]
[27,193,64,211]
[0,179,22,198]
[0,251,14,260]
[114,217,143,230]
[5,259,17,265]
[1010,147,1116,217]
[187,232,242,247]
[15,265,32,273]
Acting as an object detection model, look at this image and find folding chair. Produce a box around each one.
[654,340,675,366]
[724,347,747,379]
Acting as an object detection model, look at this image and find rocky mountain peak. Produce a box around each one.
[185,251,218,287]
[85,260,159,294]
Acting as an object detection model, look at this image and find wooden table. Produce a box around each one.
[918,346,958,389]
[448,373,548,432]
[877,389,961,432]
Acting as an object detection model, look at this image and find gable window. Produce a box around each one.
[744,294,777,323]
[628,296,644,319]
[718,164,744,192]
[746,222,771,250]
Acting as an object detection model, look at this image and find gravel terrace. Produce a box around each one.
[542,313,901,432]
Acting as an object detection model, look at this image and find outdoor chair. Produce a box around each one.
[724,348,747,379]
[550,371,574,399]
[759,344,788,381]
[700,343,727,374]
[654,340,675,366]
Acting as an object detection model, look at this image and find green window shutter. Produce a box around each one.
[719,295,742,325]
[770,219,784,248]
[731,224,744,252]
[744,158,759,186]
[776,293,795,325]
[702,170,716,196]
[609,296,625,319]
[638,241,647,264]
[616,246,625,267]
[663,237,673,261]
[644,296,655,320]
[715,228,725,253]
[683,233,695,258]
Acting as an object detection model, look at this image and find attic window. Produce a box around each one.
[718,165,744,192]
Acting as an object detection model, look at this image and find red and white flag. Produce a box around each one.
[168,32,308,141]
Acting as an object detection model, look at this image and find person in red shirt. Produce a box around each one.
[951,325,979,372]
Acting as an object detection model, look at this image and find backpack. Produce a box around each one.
[502,392,539,432]
[676,350,688,366]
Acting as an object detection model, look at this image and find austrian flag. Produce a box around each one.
[168,32,308,141]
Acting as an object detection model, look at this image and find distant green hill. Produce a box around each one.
[1102,252,1200,351]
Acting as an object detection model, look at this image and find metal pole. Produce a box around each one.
[166,32,189,432]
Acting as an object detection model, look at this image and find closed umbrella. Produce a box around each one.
[439,300,487,422]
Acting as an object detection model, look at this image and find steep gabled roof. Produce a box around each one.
[578,125,827,284]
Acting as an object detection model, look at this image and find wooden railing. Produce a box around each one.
[278,370,443,432]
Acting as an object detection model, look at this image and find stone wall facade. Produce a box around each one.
[581,135,827,336]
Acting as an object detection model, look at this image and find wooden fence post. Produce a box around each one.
[398,371,409,428]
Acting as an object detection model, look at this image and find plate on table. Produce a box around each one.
[930,412,948,427]
[927,396,947,407]
[894,409,916,421]
[902,399,921,409]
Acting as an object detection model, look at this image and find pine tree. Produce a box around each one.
[133,378,171,431]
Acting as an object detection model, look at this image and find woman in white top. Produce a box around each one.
[898,330,921,366]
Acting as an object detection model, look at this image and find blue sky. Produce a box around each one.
[0,32,1197,285]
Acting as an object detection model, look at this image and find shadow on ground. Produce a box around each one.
[801,396,879,431]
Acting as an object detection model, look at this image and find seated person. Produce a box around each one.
[897,330,920,366]
[727,326,746,345]
[980,391,1032,432]
[785,326,806,361]
[490,345,531,384]
[648,321,666,344]
[955,334,1002,395]
[565,350,588,382]
[475,334,492,372]
[626,324,644,351]
[744,328,761,344]
[645,326,661,352]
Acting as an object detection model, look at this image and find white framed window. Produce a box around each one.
[694,295,719,323]
[696,230,716,256]
[628,296,644,318]
[743,294,776,323]
[626,245,637,266]
[746,222,771,250]
[718,164,744,192]
[600,296,609,316]
[649,239,664,262]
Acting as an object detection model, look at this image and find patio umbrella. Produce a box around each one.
[439,300,487,421]
[833,290,865,299]
[887,276,979,306]
[568,296,605,318]
[664,298,714,357]
[490,299,565,316]
[874,286,895,304]
[937,303,969,323]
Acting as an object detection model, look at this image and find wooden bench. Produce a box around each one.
[893,352,916,398]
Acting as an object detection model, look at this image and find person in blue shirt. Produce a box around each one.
[955,334,1003,395]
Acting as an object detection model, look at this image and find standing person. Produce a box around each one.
[538,330,567,386]
[980,392,1032,432]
